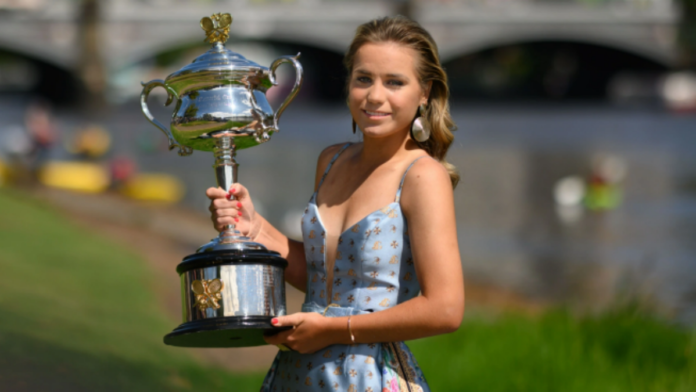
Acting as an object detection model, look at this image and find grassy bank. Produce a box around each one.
[1,189,694,391]
[0,189,265,391]
[409,307,695,391]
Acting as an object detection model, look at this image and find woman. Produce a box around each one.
[207,16,464,392]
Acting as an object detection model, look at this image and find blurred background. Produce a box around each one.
[0,0,695,391]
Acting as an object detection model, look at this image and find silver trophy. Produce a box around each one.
[140,13,302,348]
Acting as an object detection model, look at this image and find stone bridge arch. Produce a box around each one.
[436,28,674,66]
[0,46,81,103]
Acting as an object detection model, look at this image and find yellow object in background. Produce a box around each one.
[0,158,6,186]
[121,173,185,203]
[66,125,112,159]
[38,161,110,193]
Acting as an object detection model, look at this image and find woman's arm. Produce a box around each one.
[206,143,347,293]
[265,157,465,353]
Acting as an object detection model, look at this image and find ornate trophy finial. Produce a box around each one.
[200,13,232,44]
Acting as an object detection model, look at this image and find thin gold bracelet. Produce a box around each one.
[347,316,355,343]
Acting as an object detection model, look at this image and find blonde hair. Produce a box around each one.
[345,16,459,188]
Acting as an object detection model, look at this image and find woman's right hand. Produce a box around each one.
[206,184,261,238]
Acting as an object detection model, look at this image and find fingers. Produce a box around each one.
[210,198,241,211]
[206,184,248,201]
[213,210,239,224]
[263,313,303,346]
[271,313,304,328]
[205,187,227,200]
[207,184,254,232]
[212,207,241,217]
[228,184,248,201]
[263,328,294,346]
[212,207,246,231]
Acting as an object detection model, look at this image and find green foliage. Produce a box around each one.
[0,189,265,391]
[408,308,696,392]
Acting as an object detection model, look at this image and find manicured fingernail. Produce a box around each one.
[238,211,242,216]
[271,318,279,325]
[226,194,232,200]
[234,217,239,222]
[230,188,236,194]
[237,202,242,208]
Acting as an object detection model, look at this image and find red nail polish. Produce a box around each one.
[237,202,242,208]
[238,211,242,216]
[271,318,278,325]
[226,194,231,200]
[230,188,236,194]
[234,217,239,222]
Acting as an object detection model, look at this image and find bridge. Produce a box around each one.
[0,0,680,75]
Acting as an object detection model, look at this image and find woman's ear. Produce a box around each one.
[422,81,433,103]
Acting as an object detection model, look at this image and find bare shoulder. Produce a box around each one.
[404,155,451,190]
[313,142,353,189]
[318,143,349,166]
[400,156,453,208]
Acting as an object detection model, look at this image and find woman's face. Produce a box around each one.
[348,42,429,140]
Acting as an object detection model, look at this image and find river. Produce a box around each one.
[2,97,695,323]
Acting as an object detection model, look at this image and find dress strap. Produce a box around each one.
[312,142,352,202]
[395,156,427,203]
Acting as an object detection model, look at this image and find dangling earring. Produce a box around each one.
[411,104,430,142]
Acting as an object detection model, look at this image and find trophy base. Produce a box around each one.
[164,316,291,348]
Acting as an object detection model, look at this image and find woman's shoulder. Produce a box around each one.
[400,155,452,202]
[405,154,448,179]
[318,142,353,164]
[313,142,356,188]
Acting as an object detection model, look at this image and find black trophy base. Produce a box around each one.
[164,316,290,348]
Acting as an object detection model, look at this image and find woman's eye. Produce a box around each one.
[387,80,404,87]
[357,76,371,84]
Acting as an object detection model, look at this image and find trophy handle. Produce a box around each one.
[268,53,303,130]
[140,79,193,156]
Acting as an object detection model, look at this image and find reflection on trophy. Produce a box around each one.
[140,13,303,348]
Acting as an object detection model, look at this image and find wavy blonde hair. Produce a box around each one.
[345,15,459,188]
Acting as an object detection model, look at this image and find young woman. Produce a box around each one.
[207,16,464,392]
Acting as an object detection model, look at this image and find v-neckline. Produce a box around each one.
[308,199,400,304]
[309,199,398,241]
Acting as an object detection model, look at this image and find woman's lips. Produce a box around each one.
[363,110,390,118]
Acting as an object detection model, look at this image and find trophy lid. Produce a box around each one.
[167,44,268,81]
[166,13,269,82]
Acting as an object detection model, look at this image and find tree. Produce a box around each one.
[679,0,696,68]
[78,0,106,107]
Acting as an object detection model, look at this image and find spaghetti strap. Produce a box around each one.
[395,156,427,203]
[311,142,352,202]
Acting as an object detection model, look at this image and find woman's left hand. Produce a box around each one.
[263,312,340,354]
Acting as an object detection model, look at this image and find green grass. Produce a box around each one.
[409,307,696,391]
[0,189,266,391]
[2,188,695,391]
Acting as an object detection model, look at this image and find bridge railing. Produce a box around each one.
[440,0,674,6]
[109,0,674,5]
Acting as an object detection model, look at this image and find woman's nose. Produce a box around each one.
[366,83,386,104]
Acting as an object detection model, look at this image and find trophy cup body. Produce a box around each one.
[140,13,302,348]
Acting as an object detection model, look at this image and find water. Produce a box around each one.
[2,96,695,322]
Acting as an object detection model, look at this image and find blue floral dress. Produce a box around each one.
[260,143,431,392]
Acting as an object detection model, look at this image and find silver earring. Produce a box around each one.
[411,104,430,142]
